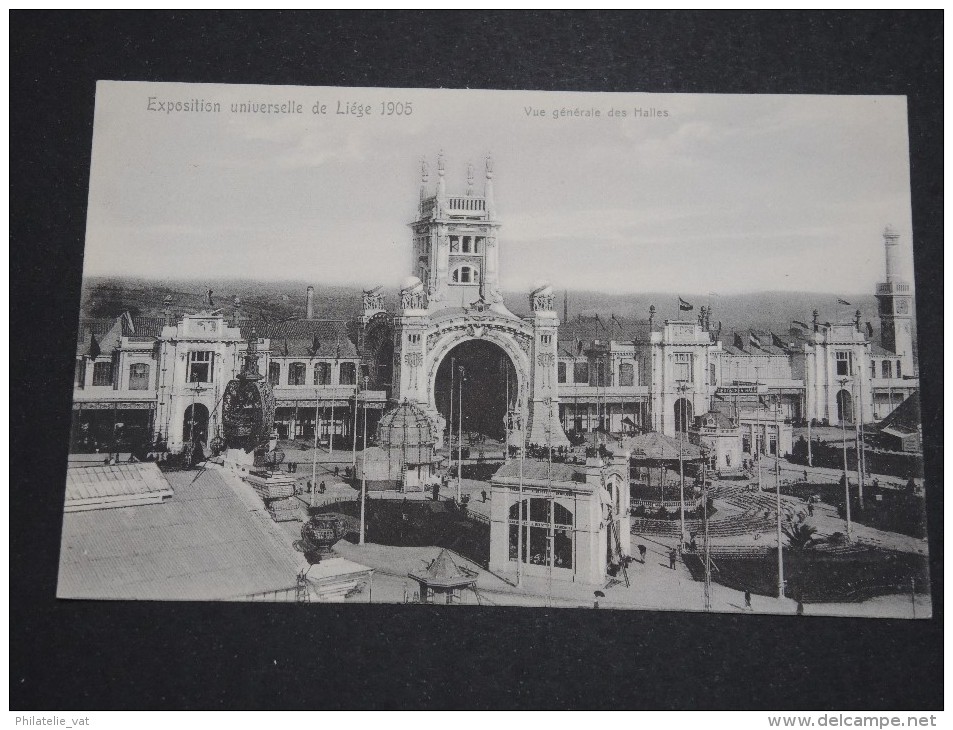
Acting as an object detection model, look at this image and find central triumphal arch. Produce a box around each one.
[360,153,569,449]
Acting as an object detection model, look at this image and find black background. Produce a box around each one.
[10,11,943,710]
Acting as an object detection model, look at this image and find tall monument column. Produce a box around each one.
[525,283,571,447]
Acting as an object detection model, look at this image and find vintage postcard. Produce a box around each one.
[59,81,929,617]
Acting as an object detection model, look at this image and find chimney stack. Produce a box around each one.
[306,286,315,319]
[883,225,901,284]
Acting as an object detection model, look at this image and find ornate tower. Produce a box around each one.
[874,225,915,375]
[410,152,503,310]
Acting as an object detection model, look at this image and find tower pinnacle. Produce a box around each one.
[437,149,446,199]
[485,153,495,218]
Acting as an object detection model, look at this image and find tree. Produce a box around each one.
[782,520,818,551]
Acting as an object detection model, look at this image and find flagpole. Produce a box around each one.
[756,368,762,494]
[838,376,853,541]
[774,395,784,601]
[311,388,320,509]
[854,367,864,507]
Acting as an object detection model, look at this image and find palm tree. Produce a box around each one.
[782,520,818,551]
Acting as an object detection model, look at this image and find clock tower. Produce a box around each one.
[874,225,914,373]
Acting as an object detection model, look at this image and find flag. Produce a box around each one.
[866,321,874,338]
[678,297,693,312]
[749,332,762,349]
[771,333,787,348]
[792,320,809,329]
[206,288,214,306]
[733,332,744,349]
[88,333,101,360]
[283,338,289,356]
[837,298,851,306]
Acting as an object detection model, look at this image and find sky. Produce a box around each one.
[83,82,916,295]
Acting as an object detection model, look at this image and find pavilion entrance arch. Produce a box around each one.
[423,324,531,447]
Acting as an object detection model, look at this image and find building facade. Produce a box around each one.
[71,159,918,463]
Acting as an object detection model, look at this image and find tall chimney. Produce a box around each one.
[883,225,901,283]
[306,286,315,320]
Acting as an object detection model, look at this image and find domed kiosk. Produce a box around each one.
[355,400,442,492]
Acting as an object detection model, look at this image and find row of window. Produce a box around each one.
[557,361,636,386]
[871,359,903,379]
[77,361,151,389]
[269,361,357,386]
[449,235,484,254]
[450,265,480,283]
[78,353,362,389]
[839,351,903,379]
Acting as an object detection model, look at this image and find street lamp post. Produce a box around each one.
[310,388,320,509]
[676,383,690,548]
[359,375,369,545]
[774,395,784,600]
[838,377,853,541]
[457,365,465,504]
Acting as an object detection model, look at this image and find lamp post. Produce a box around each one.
[457,365,465,504]
[310,387,321,509]
[837,377,853,541]
[359,375,369,545]
[676,382,690,548]
[449,356,455,468]
[773,394,784,600]
[351,369,359,471]
[755,368,762,494]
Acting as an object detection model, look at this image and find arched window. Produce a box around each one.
[339,362,356,385]
[451,265,480,284]
[288,362,307,386]
[882,360,892,379]
[314,362,331,385]
[268,361,281,386]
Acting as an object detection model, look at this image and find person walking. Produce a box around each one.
[668,547,677,570]
[319,480,326,494]
[744,589,752,610]
[637,544,647,563]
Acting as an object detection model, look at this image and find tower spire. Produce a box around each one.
[437,150,446,199]
[420,157,429,202]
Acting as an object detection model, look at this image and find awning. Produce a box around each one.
[73,401,156,410]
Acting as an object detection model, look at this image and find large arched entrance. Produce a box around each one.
[363,314,394,394]
[434,339,518,443]
[674,397,693,432]
[836,389,853,424]
[183,403,210,445]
